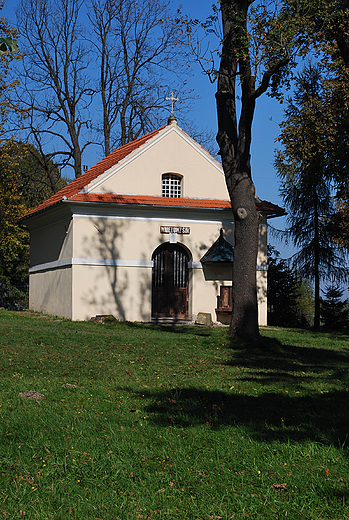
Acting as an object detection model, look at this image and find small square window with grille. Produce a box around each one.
[162,174,181,198]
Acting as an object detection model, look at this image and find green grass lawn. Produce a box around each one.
[0,310,349,519]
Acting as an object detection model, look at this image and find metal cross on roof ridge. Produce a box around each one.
[166,91,179,115]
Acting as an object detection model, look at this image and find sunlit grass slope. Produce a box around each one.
[0,310,348,519]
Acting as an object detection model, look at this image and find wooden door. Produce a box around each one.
[152,243,189,318]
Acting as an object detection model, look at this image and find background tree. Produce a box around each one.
[287,0,349,248]
[0,140,64,308]
[5,140,66,207]
[267,246,312,328]
[0,18,18,55]
[295,277,314,322]
[89,0,190,156]
[15,0,93,179]
[14,0,192,176]
[0,141,29,289]
[275,65,347,328]
[320,284,349,330]
[329,197,349,249]
[0,5,26,308]
[289,0,349,67]
[0,3,20,135]
[321,45,349,248]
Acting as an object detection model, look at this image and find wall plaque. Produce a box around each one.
[160,226,190,234]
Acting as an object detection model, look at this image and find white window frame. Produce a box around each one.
[162,174,182,198]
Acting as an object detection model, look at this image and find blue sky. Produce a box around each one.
[3,0,291,253]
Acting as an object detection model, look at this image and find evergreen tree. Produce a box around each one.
[286,1,349,249]
[267,246,311,328]
[321,284,349,330]
[322,50,349,248]
[275,65,347,328]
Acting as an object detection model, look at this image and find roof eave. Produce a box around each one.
[264,210,287,219]
[18,199,65,223]
[19,196,286,220]
[65,199,233,211]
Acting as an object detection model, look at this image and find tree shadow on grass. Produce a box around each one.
[225,334,349,388]
[137,386,349,447]
[133,335,349,448]
[121,320,212,337]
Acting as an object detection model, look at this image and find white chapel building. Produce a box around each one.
[20,117,284,324]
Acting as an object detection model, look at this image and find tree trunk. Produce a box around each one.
[229,173,260,337]
[314,189,320,328]
[216,0,260,339]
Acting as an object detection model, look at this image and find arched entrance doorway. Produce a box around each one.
[151,243,189,318]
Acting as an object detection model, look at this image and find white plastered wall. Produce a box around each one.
[29,267,72,319]
[257,217,268,325]
[69,210,268,325]
[72,264,152,322]
[70,213,230,321]
[72,214,232,264]
[28,213,74,319]
[29,215,73,266]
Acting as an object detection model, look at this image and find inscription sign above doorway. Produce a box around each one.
[160,226,190,234]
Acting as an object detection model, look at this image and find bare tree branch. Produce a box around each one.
[16,0,92,178]
[88,0,192,154]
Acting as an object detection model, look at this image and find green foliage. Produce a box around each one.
[276,161,342,282]
[0,7,21,135]
[247,0,304,99]
[287,0,349,66]
[0,313,349,518]
[267,246,311,327]
[284,1,349,248]
[0,9,28,305]
[329,196,349,249]
[295,277,314,317]
[323,57,349,247]
[0,140,65,301]
[0,275,28,310]
[321,284,349,330]
[0,141,30,287]
[0,36,19,55]
[275,64,347,327]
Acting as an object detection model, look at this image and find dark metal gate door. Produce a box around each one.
[152,243,189,318]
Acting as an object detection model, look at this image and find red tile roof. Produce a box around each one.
[58,192,285,216]
[255,199,285,216]
[70,193,230,208]
[21,125,166,219]
[69,193,284,216]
